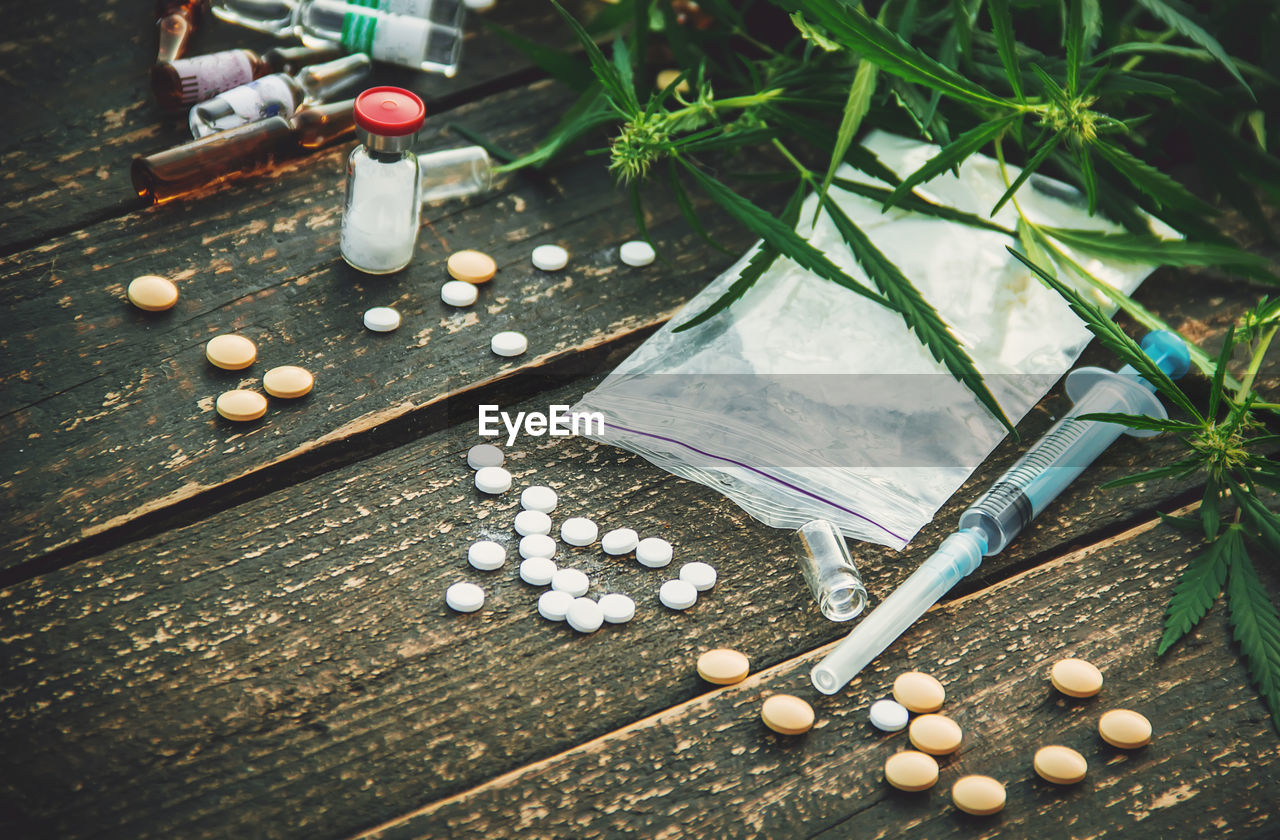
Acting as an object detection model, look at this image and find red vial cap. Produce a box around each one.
[354,86,426,137]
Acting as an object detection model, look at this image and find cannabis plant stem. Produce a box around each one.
[1238,326,1277,400]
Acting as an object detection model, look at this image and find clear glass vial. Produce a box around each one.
[418,145,493,203]
[340,86,425,275]
[297,0,466,77]
[796,519,869,622]
[190,53,371,138]
[211,0,299,37]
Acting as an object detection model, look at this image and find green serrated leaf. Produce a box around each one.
[1136,0,1253,98]
[1159,512,1203,534]
[830,177,1013,234]
[1097,457,1201,488]
[986,0,1023,101]
[1093,140,1219,218]
[1078,146,1098,215]
[884,115,1018,210]
[1232,480,1280,556]
[1065,0,1084,96]
[821,193,1015,434]
[816,59,879,221]
[1202,475,1222,540]
[1038,227,1274,277]
[673,185,806,332]
[1017,219,1057,281]
[1076,412,1199,433]
[495,85,614,173]
[550,0,637,114]
[992,132,1064,216]
[1007,246,1204,422]
[480,19,594,91]
[1226,546,1280,733]
[1207,325,1235,422]
[681,162,890,309]
[1157,527,1232,655]
[783,1,1015,110]
[666,160,728,254]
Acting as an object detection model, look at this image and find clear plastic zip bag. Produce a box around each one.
[572,132,1167,550]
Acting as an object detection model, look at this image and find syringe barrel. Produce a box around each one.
[959,378,1138,554]
[810,529,986,695]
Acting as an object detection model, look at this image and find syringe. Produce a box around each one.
[810,330,1192,695]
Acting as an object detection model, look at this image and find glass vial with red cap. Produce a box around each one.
[340,87,426,274]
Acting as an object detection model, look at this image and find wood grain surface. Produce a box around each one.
[0,358,1270,839]
[361,518,1280,840]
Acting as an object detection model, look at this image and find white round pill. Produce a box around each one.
[598,593,636,624]
[560,517,599,547]
[441,280,479,307]
[491,330,528,357]
[551,567,590,597]
[464,0,495,10]
[363,306,401,332]
[519,534,556,560]
[519,557,557,585]
[537,589,574,622]
[531,244,569,271]
[467,444,504,469]
[474,466,513,494]
[620,240,656,267]
[514,509,552,537]
[445,581,484,613]
[659,578,698,610]
[601,527,639,555]
[636,537,674,568]
[520,485,558,513]
[567,597,604,633]
[679,561,717,591]
[869,699,910,733]
[467,540,507,571]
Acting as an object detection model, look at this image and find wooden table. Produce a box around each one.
[2,4,1277,838]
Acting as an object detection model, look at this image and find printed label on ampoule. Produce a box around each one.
[172,51,255,104]
[340,0,456,68]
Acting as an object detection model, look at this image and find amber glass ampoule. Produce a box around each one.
[150,45,343,112]
[132,99,355,204]
[156,0,210,64]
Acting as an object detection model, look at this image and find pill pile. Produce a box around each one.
[196,330,315,423]
[444,442,720,630]
[873,658,1152,816]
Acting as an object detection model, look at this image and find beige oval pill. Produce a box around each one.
[127,274,179,311]
[262,365,314,399]
[1034,745,1088,784]
[1098,709,1152,749]
[696,649,750,685]
[908,713,963,755]
[215,389,267,422]
[447,249,497,284]
[761,694,815,735]
[893,671,946,713]
[884,751,939,792]
[951,775,1006,815]
[655,68,691,94]
[1050,658,1104,698]
[206,334,257,370]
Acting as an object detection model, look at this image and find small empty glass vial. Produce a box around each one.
[419,146,494,203]
[155,0,210,64]
[796,519,868,622]
[211,0,298,37]
[297,0,467,76]
[190,53,370,138]
[340,87,425,274]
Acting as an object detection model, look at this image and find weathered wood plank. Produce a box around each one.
[362,518,1280,840]
[0,340,1267,839]
[0,73,765,570]
[0,0,591,253]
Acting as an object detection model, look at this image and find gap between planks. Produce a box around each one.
[346,502,1196,840]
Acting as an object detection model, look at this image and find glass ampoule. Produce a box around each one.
[151,45,343,112]
[190,53,371,138]
[796,519,868,622]
[418,146,493,203]
[297,0,466,77]
[340,87,426,274]
[156,0,210,64]
[132,99,356,204]
[211,0,299,37]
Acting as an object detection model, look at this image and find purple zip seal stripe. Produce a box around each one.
[601,421,908,544]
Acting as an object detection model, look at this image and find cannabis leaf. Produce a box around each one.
[1156,526,1233,655]
[1227,548,1280,734]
